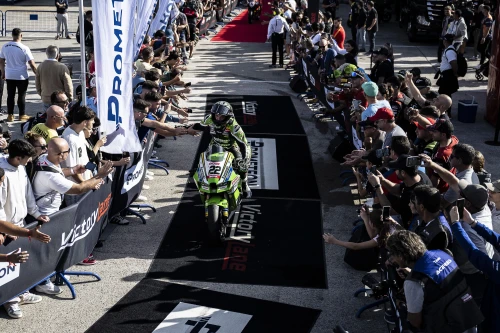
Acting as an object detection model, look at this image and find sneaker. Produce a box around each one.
[19,292,42,304]
[0,108,7,114]
[110,215,130,225]
[6,114,14,122]
[78,256,97,265]
[35,280,62,295]
[4,303,22,319]
[136,195,148,202]
[19,115,31,122]
[145,175,154,181]
[142,184,150,190]
[474,64,482,70]
[66,35,71,39]
[269,64,277,68]
[55,35,60,40]
[146,171,155,176]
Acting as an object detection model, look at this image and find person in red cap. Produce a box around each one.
[368,106,406,149]
[414,118,437,156]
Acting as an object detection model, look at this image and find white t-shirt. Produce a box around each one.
[0,41,34,80]
[311,33,322,45]
[61,127,92,181]
[361,100,391,121]
[440,46,457,72]
[32,154,74,215]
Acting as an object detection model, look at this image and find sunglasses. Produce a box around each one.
[57,149,71,156]
[35,145,47,150]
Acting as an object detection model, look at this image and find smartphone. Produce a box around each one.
[85,162,97,171]
[184,82,192,88]
[376,147,391,159]
[456,198,465,219]
[406,156,421,168]
[383,206,390,221]
[100,130,107,138]
[122,152,130,158]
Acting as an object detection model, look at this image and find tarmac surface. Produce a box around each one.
[0,2,498,332]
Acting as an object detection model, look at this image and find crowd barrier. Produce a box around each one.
[0,129,159,306]
[3,10,80,36]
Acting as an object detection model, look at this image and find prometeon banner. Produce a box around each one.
[147,0,177,37]
[93,0,142,154]
[134,0,157,59]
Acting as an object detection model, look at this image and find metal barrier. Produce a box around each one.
[4,10,80,36]
[0,11,3,37]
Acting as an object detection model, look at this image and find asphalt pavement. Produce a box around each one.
[0,2,498,333]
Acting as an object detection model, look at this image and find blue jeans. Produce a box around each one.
[166,114,180,123]
[179,32,188,59]
[367,30,376,52]
[356,27,366,50]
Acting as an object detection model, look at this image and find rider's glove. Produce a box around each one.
[235,158,249,173]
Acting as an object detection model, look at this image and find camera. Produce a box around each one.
[361,274,390,299]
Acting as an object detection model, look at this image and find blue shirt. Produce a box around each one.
[361,100,391,121]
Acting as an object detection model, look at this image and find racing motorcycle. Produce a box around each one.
[248,0,261,24]
[193,144,243,241]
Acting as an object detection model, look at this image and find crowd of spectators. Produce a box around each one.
[0,0,213,316]
[274,0,500,331]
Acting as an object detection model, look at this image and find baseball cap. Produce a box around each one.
[362,81,378,97]
[426,119,454,135]
[458,180,489,209]
[373,47,389,57]
[388,154,417,172]
[90,76,97,88]
[359,119,376,129]
[485,180,500,193]
[351,70,364,80]
[368,107,394,122]
[413,117,436,130]
[415,77,431,89]
[410,68,421,76]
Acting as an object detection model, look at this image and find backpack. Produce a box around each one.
[21,112,47,134]
[449,48,468,77]
[343,225,379,271]
[29,163,64,202]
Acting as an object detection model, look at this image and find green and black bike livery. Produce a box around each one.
[192,101,252,240]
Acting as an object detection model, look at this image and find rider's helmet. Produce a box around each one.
[211,101,234,125]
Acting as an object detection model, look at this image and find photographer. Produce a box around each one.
[370,155,432,228]
[411,185,452,251]
[386,230,483,333]
[450,206,500,333]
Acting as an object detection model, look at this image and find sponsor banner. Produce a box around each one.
[153,302,252,333]
[134,0,157,59]
[206,95,305,136]
[246,137,279,190]
[0,178,112,305]
[122,149,145,194]
[147,0,177,37]
[352,125,363,150]
[93,0,142,154]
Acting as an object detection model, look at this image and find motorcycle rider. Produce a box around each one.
[191,101,252,198]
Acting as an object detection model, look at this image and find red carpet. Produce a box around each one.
[211,2,271,43]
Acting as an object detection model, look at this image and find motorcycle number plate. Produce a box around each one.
[207,162,223,177]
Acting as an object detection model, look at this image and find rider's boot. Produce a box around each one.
[242,178,252,198]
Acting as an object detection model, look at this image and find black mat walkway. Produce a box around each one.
[86,280,321,333]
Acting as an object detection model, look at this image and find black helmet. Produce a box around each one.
[211,101,234,125]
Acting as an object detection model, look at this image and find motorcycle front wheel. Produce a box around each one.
[207,204,221,240]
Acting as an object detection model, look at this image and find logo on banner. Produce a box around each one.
[107,0,125,126]
[247,138,279,190]
[153,302,252,333]
[241,101,258,125]
[222,204,260,272]
[122,150,145,194]
[0,251,21,287]
[58,193,111,251]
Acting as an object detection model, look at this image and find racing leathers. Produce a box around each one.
[192,114,252,197]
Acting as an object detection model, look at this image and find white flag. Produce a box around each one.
[93,0,142,154]
[147,0,177,37]
[134,0,157,59]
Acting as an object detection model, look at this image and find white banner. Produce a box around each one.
[93,0,142,154]
[134,0,157,59]
[147,0,177,37]
[247,138,279,190]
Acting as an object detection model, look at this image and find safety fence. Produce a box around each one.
[0,129,158,305]
[2,10,80,37]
